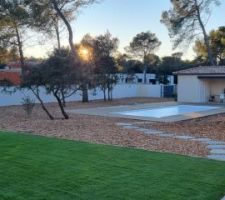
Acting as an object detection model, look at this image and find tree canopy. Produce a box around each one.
[161,0,220,65]
[22,48,78,119]
[33,0,98,57]
[0,0,32,67]
[126,31,161,83]
[92,32,119,101]
[194,26,225,65]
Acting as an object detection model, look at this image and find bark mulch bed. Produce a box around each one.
[0,98,208,157]
[141,114,225,142]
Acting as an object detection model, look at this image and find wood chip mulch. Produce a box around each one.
[141,114,225,142]
[0,98,208,157]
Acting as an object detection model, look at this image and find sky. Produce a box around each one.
[25,0,225,60]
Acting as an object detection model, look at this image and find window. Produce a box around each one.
[138,78,142,83]
[149,79,156,84]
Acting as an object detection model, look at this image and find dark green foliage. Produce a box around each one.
[126,31,161,83]
[194,26,225,65]
[0,46,18,64]
[126,32,161,59]
[0,0,32,67]
[88,32,119,101]
[157,55,194,84]
[22,48,78,119]
[117,57,144,74]
[144,53,161,73]
[1,131,225,200]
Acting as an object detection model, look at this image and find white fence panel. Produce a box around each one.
[112,84,137,98]
[136,84,162,98]
[0,84,164,106]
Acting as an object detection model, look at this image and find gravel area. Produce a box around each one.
[141,113,225,142]
[0,98,208,157]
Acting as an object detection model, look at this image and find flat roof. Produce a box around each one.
[174,66,225,75]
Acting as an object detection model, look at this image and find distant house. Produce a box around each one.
[174,66,225,103]
[0,62,22,85]
[117,73,175,85]
[0,61,38,86]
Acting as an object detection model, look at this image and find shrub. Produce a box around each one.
[21,96,35,118]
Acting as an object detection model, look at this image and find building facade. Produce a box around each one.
[174,66,225,103]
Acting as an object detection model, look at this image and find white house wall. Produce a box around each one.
[177,75,203,103]
[199,79,210,102]
[178,75,225,103]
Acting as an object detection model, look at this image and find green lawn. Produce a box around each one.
[0,132,225,200]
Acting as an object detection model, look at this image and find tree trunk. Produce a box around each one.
[82,84,89,103]
[107,84,110,101]
[143,52,147,84]
[14,23,25,70]
[107,83,113,101]
[55,22,61,50]
[53,91,69,119]
[52,0,76,58]
[31,88,54,120]
[143,65,147,84]
[103,88,106,101]
[61,89,66,107]
[195,0,216,66]
[110,87,113,101]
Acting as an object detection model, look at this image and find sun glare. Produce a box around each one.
[78,45,93,62]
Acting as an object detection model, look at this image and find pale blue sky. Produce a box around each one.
[25,0,225,59]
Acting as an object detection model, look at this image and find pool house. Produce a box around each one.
[174,66,225,103]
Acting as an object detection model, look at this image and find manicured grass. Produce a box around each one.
[0,132,225,200]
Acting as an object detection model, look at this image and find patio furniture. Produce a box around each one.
[209,95,215,102]
[220,93,225,103]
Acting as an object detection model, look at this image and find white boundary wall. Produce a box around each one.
[0,84,164,106]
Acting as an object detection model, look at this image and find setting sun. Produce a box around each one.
[78,45,93,62]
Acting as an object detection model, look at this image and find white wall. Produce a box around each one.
[0,84,164,106]
[177,75,203,103]
[177,75,225,103]
[208,79,225,96]
[136,84,162,97]
[199,79,210,102]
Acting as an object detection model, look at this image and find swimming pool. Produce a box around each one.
[117,105,220,118]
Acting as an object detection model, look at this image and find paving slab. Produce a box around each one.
[136,128,150,132]
[207,145,225,149]
[123,125,139,129]
[205,141,225,145]
[207,155,225,161]
[174,135,194,140]
[192,138,212,143]
[116,123,132,126]
[157,133,174,138]
[148,130,164,134]
[118,122,225,163]
[161,133,175,137]
[141,130,160,135]
[221,196,225,200]
[210,149,225,154]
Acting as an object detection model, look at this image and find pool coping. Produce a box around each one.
[67,102,225,122]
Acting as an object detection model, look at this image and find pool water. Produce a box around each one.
[118,105,219,118]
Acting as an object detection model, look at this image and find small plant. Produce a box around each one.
[21,96,35,118]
